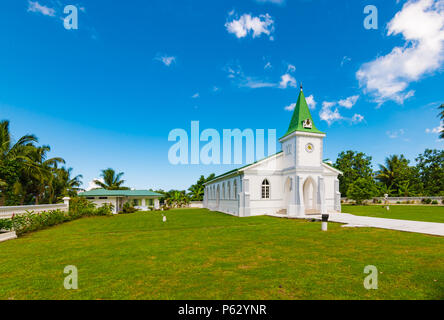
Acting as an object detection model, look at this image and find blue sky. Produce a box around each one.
[1,0,443,190]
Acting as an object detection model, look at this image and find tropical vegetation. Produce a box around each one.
[0,120,82,206]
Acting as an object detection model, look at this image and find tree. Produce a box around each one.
[188,173,215,201]
[0,120,38,205]
[346,177,377,205]
[376,154,422,196]
[334,151,373,196]
[93,168,129,190]
[416,149,444,196]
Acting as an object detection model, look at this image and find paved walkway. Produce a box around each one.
[269,213,444,236]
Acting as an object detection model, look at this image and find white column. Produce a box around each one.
[63,197,70,212]
[154,199,160,209]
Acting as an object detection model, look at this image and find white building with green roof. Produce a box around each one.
[79,189,163,214]
[203,87,342,217]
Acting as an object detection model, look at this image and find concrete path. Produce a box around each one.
[269,213,444,236]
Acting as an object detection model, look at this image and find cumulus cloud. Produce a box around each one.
[338,95,359,109]
[319,102,343,125]
[225,12,275,40]
[357,0,444,105]
[27,1,55,16]
[86,178,103,191]
[278,73,297,88]
[284,94,316,111]
[318,95,362,125]
[155,55,176,67]
[306,95,317,109]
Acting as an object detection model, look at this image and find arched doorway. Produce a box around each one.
[303,177,318,214]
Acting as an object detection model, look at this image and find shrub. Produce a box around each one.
[396,201,401,204]
[9,199,113,236]
[421,198,432,204]
[0,218,13,231]
[120,202,137,214]
[431,200,438,205]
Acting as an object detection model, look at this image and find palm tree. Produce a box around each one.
[439,104,444,139]
[47,167,83,203]
[376,155,408,188]
[94,168,128,190]
[26,145,65,204]
[0,120,38,204]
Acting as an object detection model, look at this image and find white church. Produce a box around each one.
[203,87,342,217]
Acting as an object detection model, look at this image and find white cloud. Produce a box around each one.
[352,113,365,123]
[425,121,444,133]
[284,103,296,111]
[27,1,55,17]
[192,93,199,98]
[225,62,297,89]
[279,73,297,88]
[225,12,275,40]
[155,55,176,67]
[338,95,359,109]
[387,129,405,139]
[264,61,272,70]
[306,95,317,109]
[284,94,316,111]
[212,86,220,92]
[357,0,444,104]
[86,178,103,191]
[319,102,343,125]
[287,64,296,73]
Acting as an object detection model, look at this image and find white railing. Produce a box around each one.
[0,197,70,219]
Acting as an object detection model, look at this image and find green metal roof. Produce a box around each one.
[79,189,163,197]
[281,88,324,139]
[205,151,284,184]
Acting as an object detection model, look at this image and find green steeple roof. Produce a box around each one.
[281,86,323,138]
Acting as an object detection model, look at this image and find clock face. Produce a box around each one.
[305,143,314,153]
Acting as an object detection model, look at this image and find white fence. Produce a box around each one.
[0,197,70,219]
[341,196,443,205]
[188,201,204,208]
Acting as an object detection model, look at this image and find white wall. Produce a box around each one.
[0,199,70,219]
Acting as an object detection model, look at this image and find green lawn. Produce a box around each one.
[0,209,443,300]
[342,205,444,223]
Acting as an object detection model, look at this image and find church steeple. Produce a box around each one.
[282,86,323,138]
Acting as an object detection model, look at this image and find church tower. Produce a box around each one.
[279,85,325,170]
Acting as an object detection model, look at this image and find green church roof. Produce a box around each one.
[281,86,324,139]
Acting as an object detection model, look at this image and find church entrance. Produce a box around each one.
[303,177,318,215]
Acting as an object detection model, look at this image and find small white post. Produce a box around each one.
[321,214,329,231]
[63,197,71,211]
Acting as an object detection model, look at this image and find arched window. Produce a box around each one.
[261,179,270,199]
[233,180,237,200]
[222,183,225,200]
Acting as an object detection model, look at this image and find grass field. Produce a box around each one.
[342,205,444,223]
[0,208,443,300]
